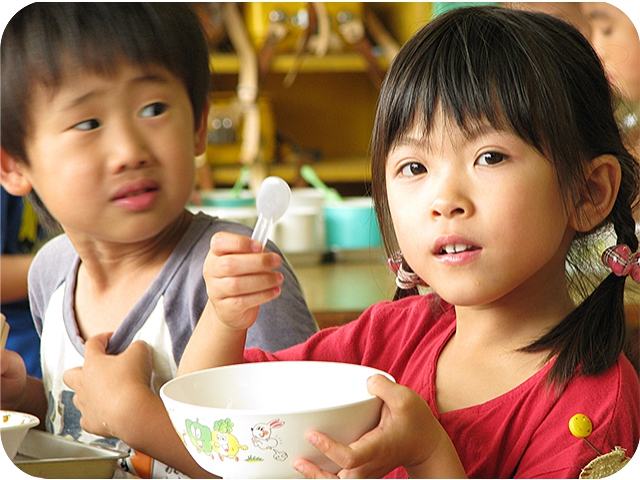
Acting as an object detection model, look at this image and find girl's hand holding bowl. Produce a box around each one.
[160,361,395,479]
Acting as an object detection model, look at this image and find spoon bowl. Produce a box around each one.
[251,176,291,248]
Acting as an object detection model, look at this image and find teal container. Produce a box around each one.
[323,198,382,250]
[197,189,255,208]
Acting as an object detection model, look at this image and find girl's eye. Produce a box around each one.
[140,102,167,118]
[476,152,507,166]
[74,119,100,131]
[400,162,427,176]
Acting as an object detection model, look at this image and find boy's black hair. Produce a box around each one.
[1,3,210,231]
[2,2,210,163]
[371,6,640,387]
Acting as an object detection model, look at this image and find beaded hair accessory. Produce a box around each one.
[387,251,429,289]
[601,244,640,282]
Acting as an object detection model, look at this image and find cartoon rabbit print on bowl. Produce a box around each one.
[251,419,288,461]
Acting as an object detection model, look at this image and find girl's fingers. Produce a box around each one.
[214,271,283,298]
[292,458,339,479]
[306,432,360,471]
[366,374,411,409]
[209,231,262,255]
[214,285,282,315]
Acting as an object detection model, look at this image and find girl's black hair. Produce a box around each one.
[1,3,211,232]
[371,6,640,386]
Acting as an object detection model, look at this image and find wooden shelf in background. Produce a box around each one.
[210,53,389,75]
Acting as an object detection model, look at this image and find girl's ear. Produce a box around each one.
[569,154,621,232]
[0,148,33,196]
[194,101,210,156]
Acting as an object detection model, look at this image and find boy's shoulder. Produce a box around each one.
[190,211,253,237]
[30,233,77,279]
[28,233,78,329]
[177,212,254,262]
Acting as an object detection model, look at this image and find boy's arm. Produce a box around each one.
[115,384,215,478]
[62,334,214,478]
[178,232,284,376]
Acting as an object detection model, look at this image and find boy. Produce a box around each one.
[0,4,317,477]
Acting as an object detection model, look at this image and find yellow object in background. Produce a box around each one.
[205,93,276,165]
[244,2,365,53]
[17,198,39,245]
[244,2,308,52]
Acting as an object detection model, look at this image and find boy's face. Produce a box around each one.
[15,63,206,244]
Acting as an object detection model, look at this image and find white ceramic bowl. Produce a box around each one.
[1,410,40,459]
[160,361,393,478]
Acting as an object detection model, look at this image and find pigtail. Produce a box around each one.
[393,286,419,301]
[522,274,627,387]
[523,157,639,388]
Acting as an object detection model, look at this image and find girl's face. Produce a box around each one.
[385,112,575,309]
[19,63,206,245]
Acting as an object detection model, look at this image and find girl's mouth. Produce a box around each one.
[438,244,480,255]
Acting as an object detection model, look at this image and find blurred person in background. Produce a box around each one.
[1,186,48,378]
[581,2,639,154]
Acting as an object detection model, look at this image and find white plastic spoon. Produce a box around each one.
[251,176,291,249]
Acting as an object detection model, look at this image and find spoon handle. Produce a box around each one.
[251,215,272,249]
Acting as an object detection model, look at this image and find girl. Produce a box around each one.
[179,6,640,478]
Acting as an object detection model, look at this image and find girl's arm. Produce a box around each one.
[293,375,467,479]
[177,232,284,375]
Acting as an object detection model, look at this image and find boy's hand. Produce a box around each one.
[293,375,465,479]
[63,333,154,438]
[1,347,28,410]
[204,231,284,331]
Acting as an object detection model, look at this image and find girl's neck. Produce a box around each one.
[452,246,576,350]
[436,288,574,413]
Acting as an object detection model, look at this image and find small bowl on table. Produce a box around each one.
[160,361,393,479]
[1,410,40,460]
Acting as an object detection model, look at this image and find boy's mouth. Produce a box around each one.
[116,187,158,199]
[111,180,160,211]
[112,180,160,201]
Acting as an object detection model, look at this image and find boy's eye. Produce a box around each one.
[400,162,427,176]
[476,152,506,166]
[74,119,100,131]
[140,102,167,118]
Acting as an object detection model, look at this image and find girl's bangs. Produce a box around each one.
[391,32,541,151]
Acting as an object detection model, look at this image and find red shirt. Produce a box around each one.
[245,294,640,478]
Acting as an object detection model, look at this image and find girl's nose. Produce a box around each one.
[429,176,473,219]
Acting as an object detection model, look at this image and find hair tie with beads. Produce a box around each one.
[601,244,640,282]
[387,251,429,289]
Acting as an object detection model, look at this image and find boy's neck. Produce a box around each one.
[71,210,192,284]
[70,210,192,339]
